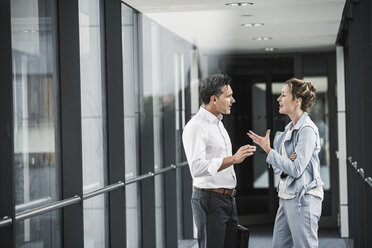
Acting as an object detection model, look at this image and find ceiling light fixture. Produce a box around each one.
[241,23,264,27]
[263,48,277,51]
[241,14,254,17]
[253,37,272,41]
[226,2,254,7]
[22,30,38,33]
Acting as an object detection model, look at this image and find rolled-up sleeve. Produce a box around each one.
[182,124,223,178]
[266,127,317,178]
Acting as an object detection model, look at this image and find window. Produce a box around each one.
[122,4,141,248]
[11,0,61,246]
[78,0,108,246]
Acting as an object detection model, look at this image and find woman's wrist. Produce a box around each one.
[264,145,271,154]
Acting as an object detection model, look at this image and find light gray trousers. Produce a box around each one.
[272,194,322,248]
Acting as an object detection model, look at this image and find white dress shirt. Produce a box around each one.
[182,106,236,189]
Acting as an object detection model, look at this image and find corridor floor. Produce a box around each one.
[180,225,351,248]
[248,225,349,248]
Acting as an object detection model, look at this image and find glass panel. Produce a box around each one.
[190,50,200,115]
[16,212,61,247]
[11,0,61,246]
[122,4,141,248]
[303,76,330,190]
[78,0,108,247]
[252,83,269,188]
[271,78,330,190]
[151,22,165,248]
[272,82,290,187]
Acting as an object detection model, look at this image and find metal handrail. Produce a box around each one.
[154,165,177,175]
[1,161,189,228]
[176,161,188,167]
[352,161,357,170]
[348,156,352,163]
[357,168,365,179]
[15,195,81,222]
[83,181,124,200]
[154,161,188,175]
[347,156,358,170]
[0,216,12,228]
[125,172,154,185]
[15,197,52,213]
[365,177,372,188]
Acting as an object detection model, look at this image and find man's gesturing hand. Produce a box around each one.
[219,144,256,172]
[233,144,256,164]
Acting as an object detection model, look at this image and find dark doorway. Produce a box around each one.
[206,53,337,227]
[220,57,294,225]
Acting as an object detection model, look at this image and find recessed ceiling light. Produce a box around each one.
[253,37,272,41]
[226,2,254,7]
[263,48,277,51]
[22,30,38,33]
[241,23,264,27]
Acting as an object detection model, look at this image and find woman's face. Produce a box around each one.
[277,84,299,115]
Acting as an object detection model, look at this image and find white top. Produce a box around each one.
[182,106,236,189]
[278,129,324,200]
[278,130,297,199]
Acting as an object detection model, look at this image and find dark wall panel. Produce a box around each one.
[104,0,126,247]
[303,54,328,75]
[337,0,372,246]
[0,0,15,246]
[57,0,84,247]
[138,15,156,248]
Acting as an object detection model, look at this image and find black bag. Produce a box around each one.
[237,224,250,248]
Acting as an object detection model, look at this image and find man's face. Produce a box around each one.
[215,85,235,115]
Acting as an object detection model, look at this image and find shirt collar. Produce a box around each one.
[199,106,223,124]
[287,112,308,130]
[284,111,309,131]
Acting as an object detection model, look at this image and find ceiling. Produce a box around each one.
[124,0,346,54]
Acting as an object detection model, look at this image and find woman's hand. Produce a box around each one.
[290,152,297,161]
[247,130,271,154]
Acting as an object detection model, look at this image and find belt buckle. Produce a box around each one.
[231,189,237,197]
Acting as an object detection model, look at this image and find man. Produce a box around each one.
[182,74,256,248]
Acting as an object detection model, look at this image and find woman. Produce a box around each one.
[247,78,324,248]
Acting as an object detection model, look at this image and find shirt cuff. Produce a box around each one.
[266,149,277,165]
[266,150,284,175]
[207,157,223,176]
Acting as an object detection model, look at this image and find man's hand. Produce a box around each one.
[233,144,256,164]
[219,144,256,172]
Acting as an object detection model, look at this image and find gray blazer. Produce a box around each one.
[266,112,324,208]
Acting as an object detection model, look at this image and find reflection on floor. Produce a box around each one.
[179,225,351,248]
[248,225,349,248]
[179,239,198,248]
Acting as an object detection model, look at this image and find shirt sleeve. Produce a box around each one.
[182,123,223,178]
[266,126,317,178]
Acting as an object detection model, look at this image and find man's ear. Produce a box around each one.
[210,95,217,103]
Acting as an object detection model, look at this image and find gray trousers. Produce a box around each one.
[272,194,322,248]
[191,189,238,248]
